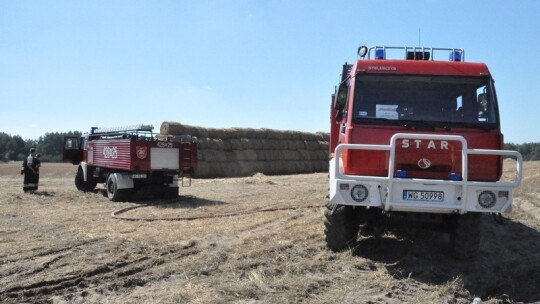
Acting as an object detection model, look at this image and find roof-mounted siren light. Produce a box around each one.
[357,45,368,58]
[375,47,385,60]
[449,50,462,61]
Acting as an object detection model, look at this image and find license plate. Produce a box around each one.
[403,190,444,202]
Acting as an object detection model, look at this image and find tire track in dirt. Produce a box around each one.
[0,239,200,302]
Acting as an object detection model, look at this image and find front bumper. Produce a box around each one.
[329,134,523,214]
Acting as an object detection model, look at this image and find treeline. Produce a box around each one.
[0,131,81,163]
[504,143,540,161]
[1,131,540,163]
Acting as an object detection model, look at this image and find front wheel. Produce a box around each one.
[324,197,360,252]
[451,213,482,260]
[75,167,97,192]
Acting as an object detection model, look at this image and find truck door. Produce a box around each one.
[63,137,83,165]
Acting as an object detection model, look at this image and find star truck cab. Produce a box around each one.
[324,45,523,259]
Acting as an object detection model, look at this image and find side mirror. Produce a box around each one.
[335,110,344,122]
[334,83,348,111]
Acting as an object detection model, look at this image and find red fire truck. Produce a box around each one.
[63,124,197,201]
[325,46,523,258]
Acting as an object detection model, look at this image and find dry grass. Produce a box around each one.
[1,162,540,303]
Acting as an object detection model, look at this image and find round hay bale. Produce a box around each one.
[203,150,228,162]
[220,128,238,140]
[293,140,305,150]
[209,138,225,150]
[305,140,321,151]
[239,138,251,149]
[318,140,329,150]
[228,138,242,150]
[225,151,236,162]
[237,149,257,161]
[260,128,280,140]
[316,150,329,161]
[193,161,209,178]
[206,128,224,139]
[195,137,210,149]
[285,140,296,150]
[242,128,259,139]
[197,150,205,162]
[256,150,280,161]
[241,138,263,150]
[317,132,330,141]
[282,150,300,161]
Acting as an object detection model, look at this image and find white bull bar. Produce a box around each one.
[329,133,523,214]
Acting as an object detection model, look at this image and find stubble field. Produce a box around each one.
[1,161,539,303]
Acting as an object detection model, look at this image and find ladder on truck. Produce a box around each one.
[179,135,194,187]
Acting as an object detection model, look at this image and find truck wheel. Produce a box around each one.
[75,168,97,192]
[451,213,481,260]
[106,174,127,202]
[324,197,360,252]
[164,187,179,199]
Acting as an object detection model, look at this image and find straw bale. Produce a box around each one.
[259,128,281,140]
[241,138,263,150]
[316,150,329,161]
[242,128,259,139]
[202,150,228,162]
[210,139,226,150]
[305,140,321,151]
[256,150,283,161]
[298,150,314,161]
[234,150,258,162]
[228,138,243,150]
[279,150,296,161]
[285,140,296,150]
[316,132,330,141]
[318,141,329,150]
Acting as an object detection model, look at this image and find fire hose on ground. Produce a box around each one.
[111,195,321,221]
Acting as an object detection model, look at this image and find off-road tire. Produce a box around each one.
[451,213,481,260]
[164,187,179,199]
[106,174,129,202]
[324,198,360,252]
[75,167,97,192]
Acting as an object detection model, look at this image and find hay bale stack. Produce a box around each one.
[161,121,330,178]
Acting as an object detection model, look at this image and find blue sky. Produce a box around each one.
[1,0,539,143]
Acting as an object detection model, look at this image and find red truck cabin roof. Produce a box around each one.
[355,60,490,77]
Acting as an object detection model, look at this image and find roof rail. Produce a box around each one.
[91,124,154,135]
[357,45,465,62]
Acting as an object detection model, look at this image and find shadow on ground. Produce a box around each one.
[351,215,540,302]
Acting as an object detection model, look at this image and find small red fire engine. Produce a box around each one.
[63,124,197,201]
[325,45,523,258]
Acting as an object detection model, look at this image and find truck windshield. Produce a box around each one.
[352,75,499,128]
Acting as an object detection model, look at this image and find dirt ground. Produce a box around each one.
[1,162,539,304]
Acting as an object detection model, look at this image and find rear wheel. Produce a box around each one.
[106,174,129,202]
[164,186,179,199]
[451,213,481,260]
[75,167,96,192]
[324,196,360,252]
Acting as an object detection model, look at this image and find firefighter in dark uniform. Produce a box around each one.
[23,148,39,193]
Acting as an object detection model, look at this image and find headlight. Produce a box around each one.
[351,185,369,202]
[478,191,496,208]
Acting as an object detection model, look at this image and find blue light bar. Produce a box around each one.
[375,48,385,59]
[396,170,408,178]
[449,50,462,62]
[449,173,462,181]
